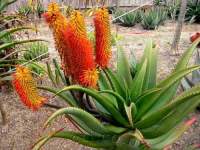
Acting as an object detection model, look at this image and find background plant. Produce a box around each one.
[141,8,167,30]
[23,41,49,61]
[185,0,200,23]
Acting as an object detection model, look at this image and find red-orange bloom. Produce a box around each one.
[43,2,71,75]
[94,8,111,68]
[190,32,200,47]
[63,11,98,87]
[12,66,46,110]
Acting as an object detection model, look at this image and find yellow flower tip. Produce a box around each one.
[47,2,60,13]
[79,69,99,88]
[43,2,61,24]
[69,11,87,37]
[13,66,46,111]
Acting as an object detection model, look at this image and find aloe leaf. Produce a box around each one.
[135,88,161,121]
[0,27,35,40]
[46,62,57,87]
[98,70,112,90]
[140,95,200,138]
[45,107,116,135]
[99,90,126,113]
[143,40,157,90]
[55,85,129,126]
[104,68,126,99]
[37,86,78,107]
[175,38,200,71]
[0,39,47,52]
[117,46,132,88]
[33,131,115,150]
[124,103,137,127]
[130,59,147,101]
[135,86,200,129]
[53,59,66,84]
[147,118,195,149]
[105,125,127,134]
[145,65,200,116]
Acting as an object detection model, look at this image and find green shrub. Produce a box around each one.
[141,9,167,30]
[185,0,200,23]
[23,42,49,61]
[88,32,122,46]
[120,11,141,27]
[113,9,124,23]
[17,4,32,17]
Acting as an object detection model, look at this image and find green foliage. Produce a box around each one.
[120,11,141,27]
[17,4,32,17]
[185,0,200,23]
[113,9,124,23]
[113,9,141,27]
[33,39,200,150]
[88,32,122,46]
[23,42,49,61]
[141,9,167,30]
[17,0,45,18]
[0,0,46,84]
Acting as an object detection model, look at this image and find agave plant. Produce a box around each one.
[141,8,167,30]
[120,11,141,27]
[11,2,200,149]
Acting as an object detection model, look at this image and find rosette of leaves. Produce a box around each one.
[33,38,200,150]
[120,11,141,27]
[23,41,49,61]
[141,9,167,30]
[185,0,200,23]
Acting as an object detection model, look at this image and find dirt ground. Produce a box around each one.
[0,20,200,150]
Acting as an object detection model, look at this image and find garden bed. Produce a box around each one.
[0,20,200,150]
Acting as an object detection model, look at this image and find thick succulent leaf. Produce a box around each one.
[98,70,112,90]
[117,46,132,88]
[53,59,66,84]
[140,95,200,138]
[0,27,35,40]
[55,85,129,126]
[46,62,57,87]
[135,85,200,128]
[143,40,157,90]
[33,131,115,150]
[130,59,147,101]
[0,39,47,52]
[144,65,200,116]
[37,86,78,107]
[99,90,126,113]
[175,38,200,71]
[147,118,195,149]
[124,103,137,127]
[105,125,127,134]
[45,107,117,136]
[135,88,161,121]
[103,68,127,99]
[117,130,149,149]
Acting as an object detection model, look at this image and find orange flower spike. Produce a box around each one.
[63,11,98,87]
[94,8,111,68]
[43,2,71,75]
[12,66,46,110]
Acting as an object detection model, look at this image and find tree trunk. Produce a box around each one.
[171,0,187,54]
[116,0,119,8]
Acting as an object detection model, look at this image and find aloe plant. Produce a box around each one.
[141,9,167,30]
[32,37,200,150]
